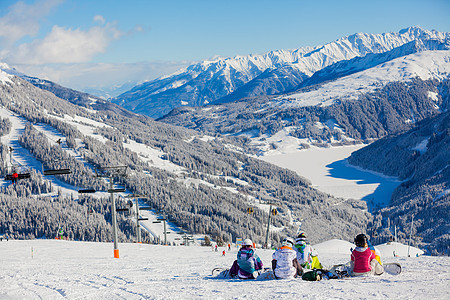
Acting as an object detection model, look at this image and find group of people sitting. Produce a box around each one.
[229,232,383,280]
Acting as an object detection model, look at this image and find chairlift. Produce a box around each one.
[107,188,126,193]
[271,208,278,216]
[78,189,96,194]
[4,164,31,183]
[43,168,72,176]
[139,207,152,210]
[5,172,31,181]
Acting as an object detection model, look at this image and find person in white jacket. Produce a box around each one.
[272,238,303,279]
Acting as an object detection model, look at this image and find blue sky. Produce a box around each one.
[0,0,449,95]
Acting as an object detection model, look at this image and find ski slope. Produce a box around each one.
[0,239,446,299]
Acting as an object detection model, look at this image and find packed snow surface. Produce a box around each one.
[0,239,447,299]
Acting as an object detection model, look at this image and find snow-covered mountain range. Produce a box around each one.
[113,27,450,118]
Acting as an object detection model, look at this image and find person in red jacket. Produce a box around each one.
[351,234,384,276]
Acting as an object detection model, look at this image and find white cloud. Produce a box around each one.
[0,0,63,46]
[93,15,106,25]
[13,60,194,97]
[8,23,121,64]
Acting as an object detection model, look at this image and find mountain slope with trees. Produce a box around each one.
[348,111,449,255]
[0,72,371,246]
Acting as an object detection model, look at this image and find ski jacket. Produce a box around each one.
[272,245,298,279]
[233,247,263,279]
[351,247,376,274]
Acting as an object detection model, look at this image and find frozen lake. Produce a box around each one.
[261,145,401,210]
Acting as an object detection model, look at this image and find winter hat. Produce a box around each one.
[242,239,253,247]
[296,231,307,245]
[297,231,306,239]
[354,233,367,247]
[282,237,294,247]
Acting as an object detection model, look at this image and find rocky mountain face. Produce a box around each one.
[113,27,449,118]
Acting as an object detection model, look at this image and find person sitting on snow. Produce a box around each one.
[350,233,384,276]
[294,231,322,270]
[272,237,303,279]
[229,239,263,279]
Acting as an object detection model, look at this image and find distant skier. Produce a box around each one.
[350,234,384,276]
[215,244,218,252]
[294,231,322,270]
[272,237,302,279]
[228,243,231,251]
[57,227,64,240]
[222,250,226,256]
[229,239,263,279]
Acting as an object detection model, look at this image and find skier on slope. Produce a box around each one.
[229,239,263,279]
[294,231,322,270]
[272,237,303,279]
[350,233,384,276]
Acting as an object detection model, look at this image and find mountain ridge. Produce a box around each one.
[113,26,450,118]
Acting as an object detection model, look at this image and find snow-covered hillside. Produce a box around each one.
[0,239,446,299]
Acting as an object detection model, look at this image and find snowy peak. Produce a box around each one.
[298,38,450,89]
[277,50,450,109]
[113,27,449,119]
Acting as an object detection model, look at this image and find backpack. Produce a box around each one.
[237,249,256,274]
[302,269,322,281]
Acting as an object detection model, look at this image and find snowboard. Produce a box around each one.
[327,262,402,278]
[383,262,402,275]
[211,267,275,280]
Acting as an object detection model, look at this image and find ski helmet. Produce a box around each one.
[242,239,253,247]
[354,234,367,247]
[282,237,294,247]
